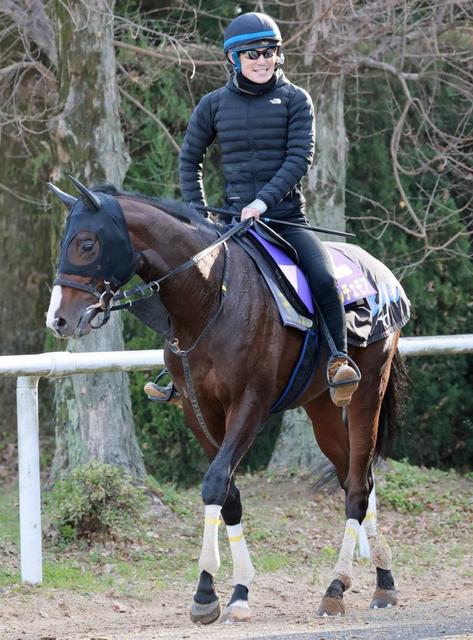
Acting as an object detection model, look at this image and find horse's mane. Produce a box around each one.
[93,184,217,232]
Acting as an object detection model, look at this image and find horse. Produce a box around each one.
[46,177,409,624]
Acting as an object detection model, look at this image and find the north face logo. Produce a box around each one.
[269,98,282,104]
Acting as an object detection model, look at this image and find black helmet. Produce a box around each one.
[223,12,282,54]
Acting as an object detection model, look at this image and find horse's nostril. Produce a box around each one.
[55,317,67,328]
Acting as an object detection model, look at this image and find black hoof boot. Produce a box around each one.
[190,571,221,625]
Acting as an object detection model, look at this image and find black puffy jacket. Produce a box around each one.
[179,72,315,218]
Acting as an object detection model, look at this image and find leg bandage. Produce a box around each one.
[359,484,377,558]
[362,484,392,570]
[333,518,360,589]
[199,504,222,576]
[226,523,255,588]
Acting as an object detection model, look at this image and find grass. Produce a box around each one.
[0,485,19,543]
[0,460,472,597]
[377,459,473,523]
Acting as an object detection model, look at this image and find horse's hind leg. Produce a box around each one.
[219,478,255,623]
[363,477,398,609]
[313,339,398,616]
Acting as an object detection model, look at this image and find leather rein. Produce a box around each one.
[54,218,253,333]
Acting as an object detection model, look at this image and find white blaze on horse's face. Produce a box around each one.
[46,285,64,337]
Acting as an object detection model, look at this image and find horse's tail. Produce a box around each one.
[375,348,409,460]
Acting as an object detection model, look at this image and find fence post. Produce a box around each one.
[16,375,43,585]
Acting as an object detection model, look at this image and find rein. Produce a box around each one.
[110,218,252,312]
[56,218,253,332]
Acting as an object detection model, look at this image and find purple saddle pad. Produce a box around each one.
[249,229,376,312]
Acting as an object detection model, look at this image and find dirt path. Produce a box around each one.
[1,466,472,639]
[0,566,473,640]
[1,576,472,639]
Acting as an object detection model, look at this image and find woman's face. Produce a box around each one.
[232,47,277,83]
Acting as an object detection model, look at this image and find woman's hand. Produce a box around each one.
[240,206,261,221]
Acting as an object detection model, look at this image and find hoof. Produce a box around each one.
[190,598,221,625]
[317,595,345,617]
[220,601,252,623]
[370,588,398,609]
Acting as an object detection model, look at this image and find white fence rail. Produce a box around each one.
[1,349,164,586]
[0,334,472,585]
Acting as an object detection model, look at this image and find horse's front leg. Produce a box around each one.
[191,400,264,625]
[220,477,255,623]
[190,502,223,624]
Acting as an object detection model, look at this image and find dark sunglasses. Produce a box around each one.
[240,47,277,60]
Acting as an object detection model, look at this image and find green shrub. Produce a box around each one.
[46,462,147,543]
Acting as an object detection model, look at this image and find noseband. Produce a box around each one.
[53,277,116,331]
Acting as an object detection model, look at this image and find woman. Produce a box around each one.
[177,12,360,407]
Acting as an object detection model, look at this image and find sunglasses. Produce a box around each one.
[240,47,277,60]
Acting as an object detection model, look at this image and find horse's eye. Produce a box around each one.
[81,240,95,253]
[66,232,100,266]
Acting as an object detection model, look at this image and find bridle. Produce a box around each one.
[55,218,254,334]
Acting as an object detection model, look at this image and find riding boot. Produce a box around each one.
[316,291,360,407]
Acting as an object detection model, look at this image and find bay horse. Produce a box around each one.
[46,177,408,624]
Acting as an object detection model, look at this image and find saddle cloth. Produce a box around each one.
[239,229,410,348]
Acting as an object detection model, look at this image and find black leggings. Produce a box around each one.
[271,217,347,355]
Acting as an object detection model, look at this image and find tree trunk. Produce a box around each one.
[0,10,55,438]
[269,3,347,475]
[48,1,145,482]
[0,148,51,436]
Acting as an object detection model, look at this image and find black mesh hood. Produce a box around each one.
[57,192,136,287]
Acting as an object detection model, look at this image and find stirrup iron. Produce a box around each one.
[326,352,361,388]
[144,369,181,404]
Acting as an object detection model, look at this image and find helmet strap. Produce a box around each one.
[231,51,241,72]
[277,48,285,67]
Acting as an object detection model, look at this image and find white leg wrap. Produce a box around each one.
[358,524,370,559]
[333,518,360,589]
[198,505,221,576]
[226,523,255,588]
[359,484,377,558]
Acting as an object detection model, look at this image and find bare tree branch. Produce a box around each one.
[118,86,181,155]
[0,0,57,66]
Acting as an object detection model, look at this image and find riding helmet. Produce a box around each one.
[223,12,283,71]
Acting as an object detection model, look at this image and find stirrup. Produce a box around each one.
[144,369,181,404]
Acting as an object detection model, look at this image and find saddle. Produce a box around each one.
[236,224,410,347]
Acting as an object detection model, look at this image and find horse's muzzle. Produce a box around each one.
[47,305,101,339]
[47,315,75,339]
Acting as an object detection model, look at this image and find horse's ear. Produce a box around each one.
[47,183,78,209]
[68,175,101,211]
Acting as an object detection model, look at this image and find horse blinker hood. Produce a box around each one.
[57,190,136,287]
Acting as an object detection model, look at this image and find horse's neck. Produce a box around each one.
[122,198,222,343]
